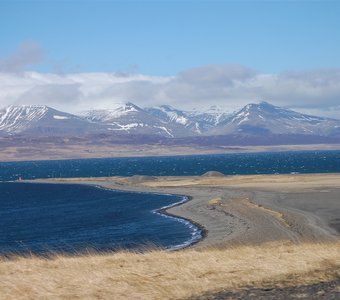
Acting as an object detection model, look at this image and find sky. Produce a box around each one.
[0,0,340,117]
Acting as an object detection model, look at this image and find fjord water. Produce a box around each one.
[1,150,340,181]
[1,150,340,254]
[0,182,198,254]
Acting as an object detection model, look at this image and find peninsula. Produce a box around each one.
[1,173,339,299]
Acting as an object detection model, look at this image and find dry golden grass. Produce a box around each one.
[207,197,223,206]
[1,241,339,300]
[3,143,340,163]
[141,173,340,190]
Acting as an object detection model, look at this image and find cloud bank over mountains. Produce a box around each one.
[0,64,339,118]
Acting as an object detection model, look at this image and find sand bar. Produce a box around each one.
[27,173,340,248]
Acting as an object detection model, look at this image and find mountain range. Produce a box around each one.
[1,101,340,146]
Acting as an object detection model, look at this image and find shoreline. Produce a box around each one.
[156,195,208,250]
[89,183,207,249]
[25,173,340,248]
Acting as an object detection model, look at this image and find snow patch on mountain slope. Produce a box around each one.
[83,102,141,123]
[0,105,49,133]
[154,126,174,137]
[188,106,231,126]
[53,115,69,120]
[150,105,190,126]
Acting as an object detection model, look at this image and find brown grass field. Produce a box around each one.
[1,143,340,162]
[1,241,339,299]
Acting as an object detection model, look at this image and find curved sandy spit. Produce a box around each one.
[27,173,340,248]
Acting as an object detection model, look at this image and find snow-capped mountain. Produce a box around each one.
[0,105,99,135]
[1,102,340,143]
[145,105,231,134]
[84,102,141,123]
[187,106,232,132]
[145,105,202,133]
[0,105,49,134]
[210,101,340,136]
[82,102,191,137]
[145,105,191,126]
[188,106,231,125]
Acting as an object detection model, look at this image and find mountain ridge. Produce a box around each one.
[1,102,339,143]
[0,105,99,136]
[209,101,340,137]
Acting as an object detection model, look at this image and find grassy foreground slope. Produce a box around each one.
[1,241,339,300]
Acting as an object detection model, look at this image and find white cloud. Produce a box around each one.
[15,83,82,109]
[0,64,340,118]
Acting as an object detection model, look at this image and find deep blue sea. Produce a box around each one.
[0,182,198,254]
[1,150,340,181]
[1,150,340,254]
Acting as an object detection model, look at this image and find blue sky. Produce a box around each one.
[0,0,340,117]
[1,0,339,75]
